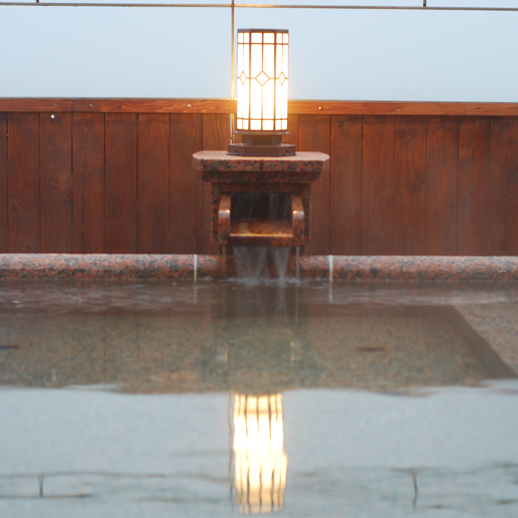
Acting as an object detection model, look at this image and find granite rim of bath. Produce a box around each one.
[0,254,518,282]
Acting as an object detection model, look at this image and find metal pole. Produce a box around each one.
[230,0,235,143]
[1,3,517,11]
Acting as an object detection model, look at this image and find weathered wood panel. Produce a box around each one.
[0,113,7,252]
[201,114,230,255]
[40,112,73,253]
[72,98,235,114]
[0,99,73,113]
[72,112,105,253]
[362,116,395,255]
[393,116,427,255]
[137,114,169,254]
[458,117,490,255]
[1,103,518,257]
[330,115,362,255]
[170,113,202,254]
[283,114,299,148]
[299,115,331,255]
[489,117,518,255]
[3,98,518,117]
[105,113,137,253]
[8,113,40,253]
[289,100,518,117]
[425,117,459,255]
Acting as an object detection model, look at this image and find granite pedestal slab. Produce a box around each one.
[192,151,330,248]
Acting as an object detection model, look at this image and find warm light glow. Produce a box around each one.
[236,29,289,133]
[233,393,288,514]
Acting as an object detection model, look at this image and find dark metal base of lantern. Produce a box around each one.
[227,133,296,157]
[227,143,296,156]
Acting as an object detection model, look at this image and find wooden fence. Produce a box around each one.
[0,99,517,256]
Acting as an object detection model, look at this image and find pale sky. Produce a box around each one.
[0,1,517,101]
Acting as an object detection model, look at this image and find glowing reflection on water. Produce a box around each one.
[233,393,288,514]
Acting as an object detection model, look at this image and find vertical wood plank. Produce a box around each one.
[330,115,362,255]
[0,113,7,252]
[202,114,230,151]
[393,116,427,255]
[299,114,331,255]
[105,113,137,254]
[170,113,202,254]
[72,112,105,253]
[201,113,230,254]
[362,115,395,255]
[489,117,518,255]
[457,117,490,255]
[138,113,169,253]
[40,112,72,253]
[8,113,40,253]
[425,116,458,255]
[283,114,299,148]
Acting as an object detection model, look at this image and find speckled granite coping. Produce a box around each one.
[306,256,518,282]
[0,254,211,280]
[1,254,518,281]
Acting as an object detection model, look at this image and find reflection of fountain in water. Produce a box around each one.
[233,247,293,282]
[232,394,288,514]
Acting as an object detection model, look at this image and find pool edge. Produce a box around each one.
[0,254,518,282]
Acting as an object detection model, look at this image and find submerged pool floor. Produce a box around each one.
[0,280,517,517]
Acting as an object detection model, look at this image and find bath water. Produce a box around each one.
[0,280,517,517]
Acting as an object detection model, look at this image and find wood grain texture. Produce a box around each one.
[40,112,72,252]
[0,99,73,112]
[489,117,518,255]
[72,99,236,114]
[3,108,518,257]
[2,98,518,117]
[289,100,518,117]
[457,117,490,255]
[394,116,427,255]
[425,117,459,255]
[170,113,202,254]
[201,114,230,254]
[72,112,105,253]
[362,116,395,255]
[137,114,170,253]
[202,114,230,151]
[330,115,362,255]
[299,115,330,255]
[8,113,40,253]
[0,113,7,252]
[283,114,299,147]
[105,113,137,253]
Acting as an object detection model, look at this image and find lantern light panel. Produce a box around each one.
[236,29,289,133]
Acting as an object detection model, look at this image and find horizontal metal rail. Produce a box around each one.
[1,3,518,11]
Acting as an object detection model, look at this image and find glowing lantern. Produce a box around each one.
[228,29,296,156]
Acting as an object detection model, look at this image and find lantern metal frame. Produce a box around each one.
[228,28,296,157]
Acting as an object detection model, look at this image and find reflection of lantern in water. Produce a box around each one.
[233,393,288,514]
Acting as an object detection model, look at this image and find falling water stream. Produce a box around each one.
[233,246,292,282]
[231,193,295,282]
[270,246,291,281]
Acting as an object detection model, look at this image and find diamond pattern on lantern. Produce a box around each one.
[239,72,247,85]
[279,72,287,85]
[255,71,270,86]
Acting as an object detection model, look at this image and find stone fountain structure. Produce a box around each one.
[192,151,329,252]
